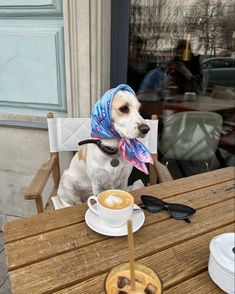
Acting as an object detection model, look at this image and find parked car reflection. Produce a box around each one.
[202,57,235,93]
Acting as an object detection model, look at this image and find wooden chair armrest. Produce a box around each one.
[152,154,173,183]
[24,154,58,200]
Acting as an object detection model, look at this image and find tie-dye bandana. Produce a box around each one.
[91,84,153,174]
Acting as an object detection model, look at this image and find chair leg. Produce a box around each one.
[51,152,60,188]
[176,160,187,177]
[150,154,158,185]
[215,149,227,168]
[205,162,209,172]
[35,194,44,213]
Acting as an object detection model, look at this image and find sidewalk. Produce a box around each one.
[0,232,12,294]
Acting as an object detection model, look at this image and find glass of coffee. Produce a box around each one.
[104,262,163,294]
[87,190,134,227]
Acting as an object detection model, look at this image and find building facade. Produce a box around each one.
[0,0,111,221]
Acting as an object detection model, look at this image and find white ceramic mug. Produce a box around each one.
[87,190,134,227]
[184,92,196,101]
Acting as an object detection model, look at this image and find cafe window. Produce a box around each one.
[126,0,235,95]
[111,0,235,178]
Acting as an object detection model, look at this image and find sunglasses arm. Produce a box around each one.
[184,218,191,223]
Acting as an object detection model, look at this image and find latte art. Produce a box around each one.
[99,191,133,210]
[104,195,123,207]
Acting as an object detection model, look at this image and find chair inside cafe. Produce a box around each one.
[157,111,224,179]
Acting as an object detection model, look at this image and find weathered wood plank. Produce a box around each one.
[131,166,235,201]
[5,180,234,270]
[53,223,234,294]
[3,204,87,244]
[8,200,234,294]
[3,167,234,243]
[164,271,224,294]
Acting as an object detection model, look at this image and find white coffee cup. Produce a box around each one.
[87,189,134,227]
[184,91,196,101]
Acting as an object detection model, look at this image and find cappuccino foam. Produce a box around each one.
[99,191,133,210]
[103,195,123,207]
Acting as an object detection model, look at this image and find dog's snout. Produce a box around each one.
[138,124,150,135]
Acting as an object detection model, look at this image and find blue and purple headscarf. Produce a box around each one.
[91,84,153,174]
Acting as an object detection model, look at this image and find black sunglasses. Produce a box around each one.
[140,195,196,223]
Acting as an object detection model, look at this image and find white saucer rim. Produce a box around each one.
[85,204,145,237]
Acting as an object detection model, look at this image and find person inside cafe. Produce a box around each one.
[137,66,169,101]
[166,38,202,94]
[127,35,155,92]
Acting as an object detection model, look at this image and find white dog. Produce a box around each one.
[58,85,151,205]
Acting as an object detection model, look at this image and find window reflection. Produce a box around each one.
[127,0,235,177]
[127,0,235,95]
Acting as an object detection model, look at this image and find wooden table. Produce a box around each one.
[3,167,235,294]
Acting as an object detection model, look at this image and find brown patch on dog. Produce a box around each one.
[112,91,129,113]
[112,90,141,121]
[77,145,87,162]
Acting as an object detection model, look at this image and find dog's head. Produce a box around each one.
[111,90,150,139]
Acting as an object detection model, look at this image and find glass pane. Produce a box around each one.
[127,0,235,96]
[127,0,235,177]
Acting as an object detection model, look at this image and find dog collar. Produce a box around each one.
[78,139,120,167]
[78,139,119,155]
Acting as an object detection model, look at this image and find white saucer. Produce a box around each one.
[85,204,145,237]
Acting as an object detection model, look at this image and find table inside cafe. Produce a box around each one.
[3,167,235,294]
[163,95,235,113]
[139,94,235,118]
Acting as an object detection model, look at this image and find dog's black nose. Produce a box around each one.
[138,124,150,135]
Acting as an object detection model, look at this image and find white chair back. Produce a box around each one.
[47,118,91,152]
[138,119,158,154]
[47,117,158,154]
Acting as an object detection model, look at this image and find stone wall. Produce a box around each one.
[0,125,72,223]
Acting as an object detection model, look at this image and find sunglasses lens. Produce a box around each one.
[141,195,164,212]
[169,204,196,220]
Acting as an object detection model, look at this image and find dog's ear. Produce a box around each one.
[112,91,132,116]
[77,145,87,162]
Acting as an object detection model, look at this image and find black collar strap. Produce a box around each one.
[78,139,119,155]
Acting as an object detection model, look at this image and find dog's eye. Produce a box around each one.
[119,105,129,113]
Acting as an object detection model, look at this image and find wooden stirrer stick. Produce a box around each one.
[127,219,136,291]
